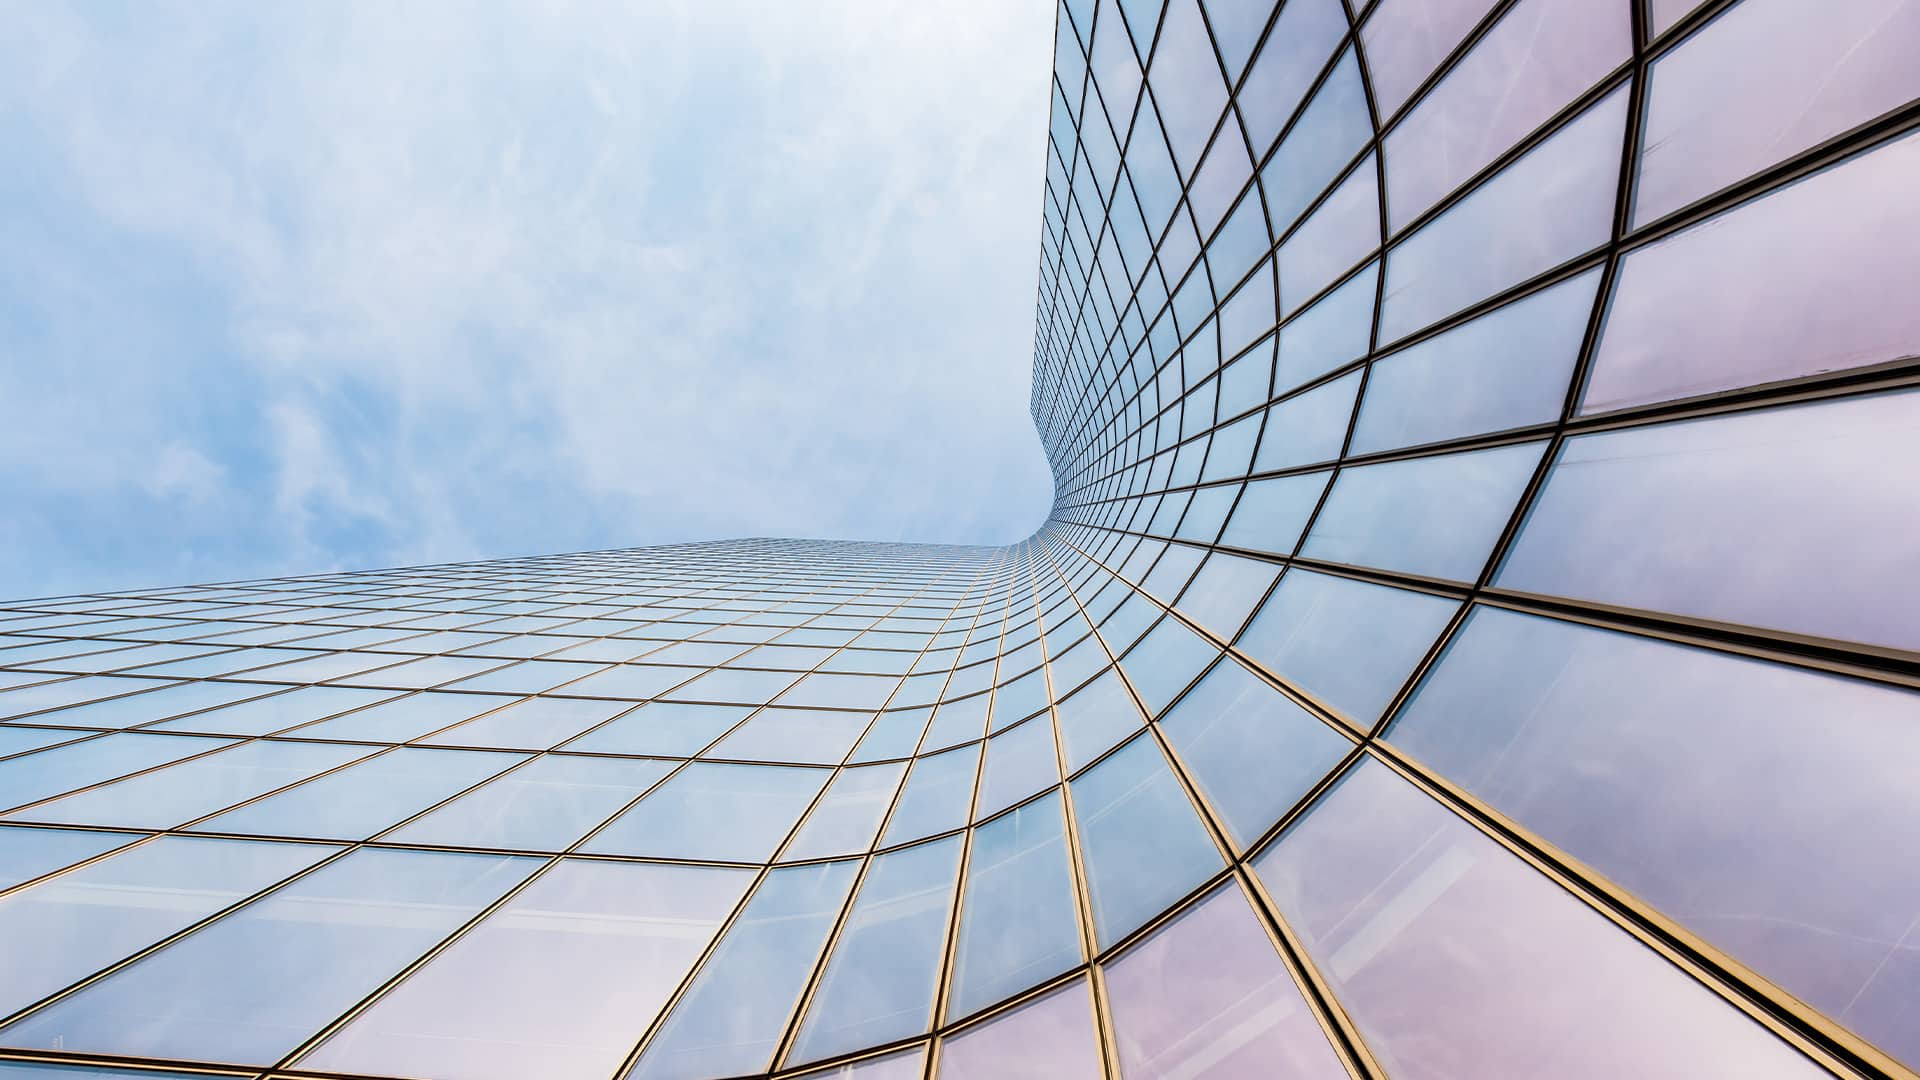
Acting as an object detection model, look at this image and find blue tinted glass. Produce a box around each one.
[789,835,964,1064]
[1071,732,1221,945]
[1160,658,1351,847]
[1237,570,1459,726]
[584,762,829,861]
[0,848,536,1064]
[633,860,862,1079]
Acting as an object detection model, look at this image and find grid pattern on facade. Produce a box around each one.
[0,0,1918,1078]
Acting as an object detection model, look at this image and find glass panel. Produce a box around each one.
[301,861,755,1080]
[921,693,990,751]
[0,733,233,810]
[420,695,628,750]
[1054,667,1145,773]
[1633,0,1920,224]
[1071,732,1221,946]
[551,663,701,701]
[1385,0,1629,231]
[847,708,932,763]
[0,848,537,1064]
[1237,570,1458,726]
[583,762,829,862]
[0,835,335,1017]
[1104,882,1346,1077]
[0,1063,216,1079]
[948,793,1082,1019]
[1239,0,1348,154]
[1277,158,1380,316]
[1217,471,1331,555]
[1302,441,1546,582]
[293,691,510,743]
[1361,0,1499,119]
[975,717,1061,821]
[0,825,136,891]
[1159,658,1350,848]
[939,978,1103,1080]
[709,707,871,764]
[1174,553,1277,640]
[1253,760,1830,1079]
[1262,48,1370,235]
[881,744,982,845]
[562,701,752,757]
[1387,607,1920,1068]
[21,680,273,730]
[1496,390,1920,651]
[144,685,397,736]
[1590,132,1920,412]
[631,860,862,1080]
[791,1046,925,1080]
[775,673,901,711]
[192,747,526,840]
[1273,263,1376,395]
[1351,268,1598,453]
[1252,370,1362,472]
[385,755,674,851]
[1380,86,1627,342]
[788,835,964,1064]
[1119,616,1217,717]
[8,740,374,830]
[782,762,908,861]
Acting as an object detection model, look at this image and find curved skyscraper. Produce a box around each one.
[2,1,1918,1078]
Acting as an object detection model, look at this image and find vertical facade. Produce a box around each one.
[0,1,1917,1079]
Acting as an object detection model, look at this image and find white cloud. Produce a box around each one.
[0,0,1057,595]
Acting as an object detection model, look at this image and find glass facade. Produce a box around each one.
[1,1,1917,1077]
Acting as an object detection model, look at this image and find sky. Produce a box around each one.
[0,0,1058,600]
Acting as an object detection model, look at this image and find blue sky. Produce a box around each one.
[0,1,1057,599]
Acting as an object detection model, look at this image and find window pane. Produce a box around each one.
[1589,133,1920,413]
[1301,441,1546,582]
[0,835,335,1017]
[709,707,872,764]
[1384,0,1629,232]
[948,793,1083,1019]
[881,744,981,846]
[1633,0,1920,224]
[420,695,629,750]
[0,733,233,810]
[193,747,526,840]
[1237,570,1458,726]
[1054,667,1145,773]
[1351,268,1597,453]
[0,848,537,1064]
[1380,87,1626,342]
[1388,607,1920,1068]
[789,835,964,1064]
[385,755,673,851]
[1497,390,1920,650]
[974,717,1061,821]
[8,739,373,830]
[301,860,754,1080]
[1255,760,1830,1078]
[1071,732,1221,946]
[1104,882,1346,1077]
[584,762,829,862]
[631,860,862,1080]
[1159,658,1350,848]
[939,978,1103,1080]
[562,701,752,757]
[0,825,135,891]
[782,762,908,861]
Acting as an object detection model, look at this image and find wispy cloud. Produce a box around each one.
[0,0,1056,598]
